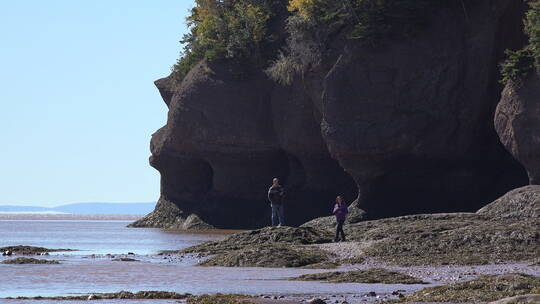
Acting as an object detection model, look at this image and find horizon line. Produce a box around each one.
[0,201,157,208]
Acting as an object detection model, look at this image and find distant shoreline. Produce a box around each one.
[0,213,143,221]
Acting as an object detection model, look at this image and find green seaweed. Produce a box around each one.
[401,273,540,303]
[291,268,426,284]
[2,258,60,265]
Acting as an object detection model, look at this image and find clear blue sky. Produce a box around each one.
[0,1,194,206]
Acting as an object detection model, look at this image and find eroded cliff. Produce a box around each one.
[132,0,531,229]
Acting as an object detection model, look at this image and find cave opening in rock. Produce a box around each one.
[358,154,528,219]
[280,153,359,226]
[156,156,214,206]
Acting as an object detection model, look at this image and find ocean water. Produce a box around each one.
[0,218,225,255]
[0,216,426,300]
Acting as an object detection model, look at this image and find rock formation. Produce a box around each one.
[133,0,531,229]
[319,0,530,217]
[495,74,540,184]
[477,185,540,220]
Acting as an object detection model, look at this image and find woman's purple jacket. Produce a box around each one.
[333,203,348,222]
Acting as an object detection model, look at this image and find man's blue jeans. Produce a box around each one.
[271,203,285,226]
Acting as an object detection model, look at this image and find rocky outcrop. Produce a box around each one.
[129,198,214,229]
[198,243,329,268]
[179,209,540,267]
[137,0,531,229]
[477,185,540,220]
[301,201,366,229]
[495,75,540,184]
[179,226,333,256]
[177,226,334,268]
[144,60,357,228]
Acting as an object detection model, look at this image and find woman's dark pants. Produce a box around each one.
[335,220,346,241]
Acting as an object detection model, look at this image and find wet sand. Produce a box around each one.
[2,250,538,303]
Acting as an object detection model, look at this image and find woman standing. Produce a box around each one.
[332,195,348,242]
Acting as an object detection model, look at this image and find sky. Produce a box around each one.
[0,0,195,207]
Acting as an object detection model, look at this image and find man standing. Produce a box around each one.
[268,177,285,226]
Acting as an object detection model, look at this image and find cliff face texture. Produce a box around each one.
[133,0,532,229]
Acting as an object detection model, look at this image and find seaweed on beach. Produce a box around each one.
[179,211,540,267]
[1,257,60,264]
[199,243,330,268]
[8,292,257,303]
[9,291,190,300]
[0,245,75,255]
[112,257,139,262]
[188,294,255,304]
[180,226,333,256]
[346,214,540,266]
[291,268,426,284]
[400,273,540,303]
[300,261,340,269]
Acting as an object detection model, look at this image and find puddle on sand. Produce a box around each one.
[0,258,425,298]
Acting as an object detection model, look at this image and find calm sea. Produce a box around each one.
[0,217,223,255]
[0,216,423,301]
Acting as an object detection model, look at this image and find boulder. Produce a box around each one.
[129,198,214,230]
[495,74,540,184]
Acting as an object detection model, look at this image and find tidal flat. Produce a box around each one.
[1,212,539,304]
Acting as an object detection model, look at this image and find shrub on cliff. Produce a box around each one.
[268,0,434,85]
[501,0,540,84]
[500,47,535,84]
[288,0,431,43]
[171,0,284,83]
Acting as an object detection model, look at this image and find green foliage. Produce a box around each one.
[266,14,321,85]
[286,0,432,43]
[171,0,280,83]
[500,47,535,84]
[268,0,433,85]
[525,0,540,57]
[500,0,540,84]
